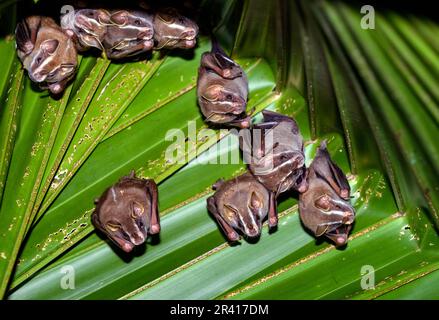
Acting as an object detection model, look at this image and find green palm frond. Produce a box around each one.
[0,0,437,300]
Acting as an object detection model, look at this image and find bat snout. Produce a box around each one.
[181,29,197,40]
[130,231,146,246]
[28,72,46,83]
[342,211,355,224]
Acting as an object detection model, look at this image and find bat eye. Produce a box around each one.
[106,222,121,232]
[35,57,42,65]
[87,12,95,17]
[134,19,141,25]
[226,94,233,101]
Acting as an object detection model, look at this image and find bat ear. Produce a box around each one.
[157,11,175,24]
[315,224,329,237]
[110,11,128,25]
[41,39,59,55]
[249,192,263,210]
[202,84,222,101]
[131,201,145,218]
[223,204,238,221]
[91,212,102,230]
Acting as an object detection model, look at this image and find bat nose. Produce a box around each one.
[138,30,153,39]
[131,232,146,245]
[182,29,196,39]
[246,224,260,237]
[343,211,355,224]
[29,72,45,83]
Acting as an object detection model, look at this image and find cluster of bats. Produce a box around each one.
[208,111,355,248]
[15,7,199,94]
[15,7,355,253]
[197,43,356,247]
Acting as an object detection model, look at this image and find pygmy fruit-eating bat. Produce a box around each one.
[207,172,276,242]
[92,171,160,253]
[15,16,78,94]
[240,111,308,227]
[299,141,355,247]
[153,8,199,49]
[61,8,111,51]
[103,10,154,59]
[243,110,308,194]
[197,41,250,128]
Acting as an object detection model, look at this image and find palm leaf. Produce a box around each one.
[0,0,438,299]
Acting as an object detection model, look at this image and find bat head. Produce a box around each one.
[153,8,199,49]
[299,143,355,247]
[92,175,154,253]
[110,10,154,41]
[213,173,269,239]
[242,111,307,193]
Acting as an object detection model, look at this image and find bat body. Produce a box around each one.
[153,8,198,49]
[240,111,308,227]
[197,41,250,128]
[15,16,77,94]
[61,8,111,51]
[299,141,355,247]
[103,10,154,59]
[207,173,275,242]
[92,171,160,253]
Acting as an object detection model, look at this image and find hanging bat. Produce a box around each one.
[207,172,276,242]
[92,171,160,253]
[299,141,355,247]
[61,8,111,51]
[241,111,308,193]
[15,16,78,94]
[153,8,199,49]
[103,10,154,59]
[239,111,307,227]
[197,41,250,128]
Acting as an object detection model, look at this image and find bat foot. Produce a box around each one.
[149,224,160,234]
[268,216,278,228]
[228,232,240,242]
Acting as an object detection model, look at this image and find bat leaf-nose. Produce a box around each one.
[131,232,146,245]
[343,211,355,224]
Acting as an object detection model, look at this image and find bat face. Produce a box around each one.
[207,173,270,241]
[92,171,160,253]
[61,9,111,51]
[299,141,355,247]
[197,42,250,128]
[16,16,77,94]
[104,10,154,59]
[241,111,308,194]
[153,9,199,49]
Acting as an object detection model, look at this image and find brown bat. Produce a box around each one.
[103,10,154,59]
[153,8,199,49]
[299,141,355,247]
[240,110,308,226]
[197,41,250,128]
[15,16,78,94]
[92,171,160,253]
[61,8,111,51]
[207,172,276,242]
